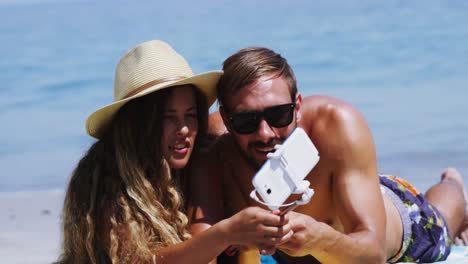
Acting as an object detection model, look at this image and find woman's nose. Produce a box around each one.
[176,123,189,136]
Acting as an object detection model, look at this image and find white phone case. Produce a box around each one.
[251,127,319,207]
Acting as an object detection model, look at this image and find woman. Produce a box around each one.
[56,40,291,264]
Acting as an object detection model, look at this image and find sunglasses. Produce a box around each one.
[227,103,296,134]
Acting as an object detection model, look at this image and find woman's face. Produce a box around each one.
[161,85,199,169]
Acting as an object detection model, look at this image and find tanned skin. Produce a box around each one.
[188,76,468,263]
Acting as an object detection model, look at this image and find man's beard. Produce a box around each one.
[236,139,282,170]
[237,122,298,170]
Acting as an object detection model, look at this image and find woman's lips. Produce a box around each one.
[171,142,190,155]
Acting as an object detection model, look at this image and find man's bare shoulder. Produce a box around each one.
[300,95,363,124]
[301,95,367,129]
[208,111,228,137]
[192,133,239,167]
[299,95,372,157]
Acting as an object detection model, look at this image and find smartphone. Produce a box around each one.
[251,127,319,210]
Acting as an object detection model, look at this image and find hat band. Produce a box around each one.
[123,76,185,99]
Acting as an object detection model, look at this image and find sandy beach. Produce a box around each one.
[0,190,64,264]
[1,189,467,263]
[1,0,467,263]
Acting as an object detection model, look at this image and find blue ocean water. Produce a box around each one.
[1,0,467,191]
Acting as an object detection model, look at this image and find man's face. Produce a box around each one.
[222,76,301,168]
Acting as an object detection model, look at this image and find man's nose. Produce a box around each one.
[255,119,275,141]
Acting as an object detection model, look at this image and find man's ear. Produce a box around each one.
[295,92,303,122]
[219,106,233,133]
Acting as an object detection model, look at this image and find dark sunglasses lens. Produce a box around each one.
[265,104,294,128]
[231,112,260,134]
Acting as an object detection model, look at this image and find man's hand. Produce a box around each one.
[277,211,327,257]
[222,207,293,252]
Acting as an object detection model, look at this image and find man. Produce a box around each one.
[188,47,468,263]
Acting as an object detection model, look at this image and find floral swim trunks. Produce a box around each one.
[380,175,452,263]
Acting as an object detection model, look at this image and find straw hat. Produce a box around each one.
[86,40,222,139]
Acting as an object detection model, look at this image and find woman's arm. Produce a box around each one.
[157,207,292,263]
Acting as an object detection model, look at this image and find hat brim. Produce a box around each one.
[86,70,222,139]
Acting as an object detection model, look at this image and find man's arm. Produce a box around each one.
[187,146,225,234]
[187,110,229,233]
[281,102,387,263]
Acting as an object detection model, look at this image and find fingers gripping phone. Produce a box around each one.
[251,127,320,210]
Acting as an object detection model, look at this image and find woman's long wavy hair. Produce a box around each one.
[55,85,208,264]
